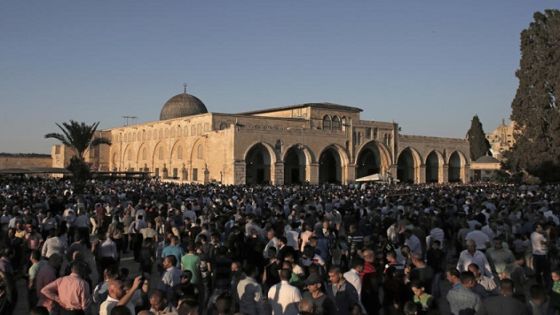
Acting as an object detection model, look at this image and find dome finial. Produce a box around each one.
[183,83,187,94]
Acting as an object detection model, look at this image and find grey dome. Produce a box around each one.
[159,92,208,120]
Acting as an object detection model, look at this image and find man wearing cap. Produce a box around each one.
[302,273,336,315]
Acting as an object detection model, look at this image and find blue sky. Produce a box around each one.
[0,1,557,153]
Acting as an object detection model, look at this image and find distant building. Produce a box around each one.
[52,89,471,184]
[0,153,52,174]
[486,120,515,161]
[470,155,501,181]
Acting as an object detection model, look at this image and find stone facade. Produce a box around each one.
[52,92,471,185]
[0,153,52,170]
[486,120,515,161]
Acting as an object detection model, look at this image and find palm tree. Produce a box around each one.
[45,120,111,161]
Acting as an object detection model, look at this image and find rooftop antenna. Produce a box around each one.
[183,83,187,93]
[122,116,137,126]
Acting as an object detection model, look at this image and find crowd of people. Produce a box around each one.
[0,176,559,315]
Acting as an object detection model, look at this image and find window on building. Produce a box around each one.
[192,168,198,181]
[155,168,160,177]
[158,147,164,160]
[365,128,372,139]
[191,125,196,136]
[142,148,147,161]
[332,116,341,130]
[323,115,332,130]
[173,168,178,178]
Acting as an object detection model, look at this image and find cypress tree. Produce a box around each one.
[467,115,491,161]
[507,10,560,182]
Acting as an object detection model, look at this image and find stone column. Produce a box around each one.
[309,162,319,185]
[203,167,210,184]
[346,164,356,184]
[273,162,284,185]
[442,164,449,183]
[233,160,246,185]
[388,164,398,182]
[461,165,470,183]
[418,165,426,184]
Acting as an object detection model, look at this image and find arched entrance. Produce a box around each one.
[356,145,381,179]
[425,151,440,183]
[245,143,272,185]
[448,151,462,182]
[397,148,416,183]
[319,147,342,184]
[284,146,307,184]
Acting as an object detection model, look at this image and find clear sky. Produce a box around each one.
[0,1,557,153]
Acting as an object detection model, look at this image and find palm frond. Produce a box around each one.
[91,137,112,147]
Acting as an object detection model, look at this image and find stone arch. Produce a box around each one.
[425,150,445,183]
[244,142,277,185]
[170,140,185,161]
[355,141,392,178]
[136,143,150,172]
[282,144,314,184]
[318,144,349,184]
[448,151,468,183]
[123,144,135,171]
[397,147,423,184]
[151,141,168,177]
[111,151,119,171]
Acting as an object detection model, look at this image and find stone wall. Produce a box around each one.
[0,154,51,169]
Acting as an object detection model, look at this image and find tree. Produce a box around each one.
[45,121,111,187]
[467,115,491,161]
[507,10,560,182]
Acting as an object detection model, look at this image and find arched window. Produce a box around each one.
[127,149,133,161]
[197,144,204,159]
[332,116,341,130]
[142,147,147,160]
[158,147,164,160]
[191,125,196,136]
[323,115,332,130]
[219,122,228,130]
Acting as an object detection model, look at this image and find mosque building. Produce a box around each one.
[52,88,470,185]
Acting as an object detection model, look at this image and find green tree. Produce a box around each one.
[45,121,111,187]
[467,115,491,161]
[507,10,560,182]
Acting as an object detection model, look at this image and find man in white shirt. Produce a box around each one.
[99,276,143,315]
[457,240,493,277]
[263,228,279,259]
[531,222,551,288]
[160,255,182,293]
[237,264,265,315]
[267,269,301,315]
[343,258,364,296]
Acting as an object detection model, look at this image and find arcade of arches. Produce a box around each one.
[55,92,470,185]
[239,142,469,185]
